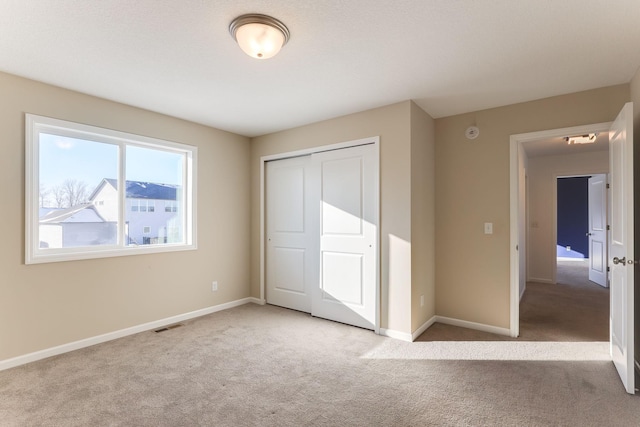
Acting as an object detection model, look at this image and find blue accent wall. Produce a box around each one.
[557,177,589,258]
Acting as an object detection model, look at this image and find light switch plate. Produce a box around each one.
[484,222,493,234]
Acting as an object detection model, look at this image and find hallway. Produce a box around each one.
[417,259,609,342]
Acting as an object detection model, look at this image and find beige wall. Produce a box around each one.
[526,151,609,283]
[435,85,629,329]
[2,67,635,363]
[410,102,436,331]
[0,72,251,361]
[251,101,421,334]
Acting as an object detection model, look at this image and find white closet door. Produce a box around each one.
[310,144,378,330]
[265,156,314,312]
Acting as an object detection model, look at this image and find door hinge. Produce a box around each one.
[606,183,610,189]
[607,225,610,231]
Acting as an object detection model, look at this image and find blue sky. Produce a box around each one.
[39,133,184,192]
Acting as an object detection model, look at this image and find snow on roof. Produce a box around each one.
[40,204,108,223]
[97,178,178,201]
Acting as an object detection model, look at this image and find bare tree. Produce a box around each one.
[62,179,89,207]
[50,185,67,208]
[46,179,89,208]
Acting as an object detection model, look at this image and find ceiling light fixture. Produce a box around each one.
[229,14,290,59]
[565,133,597,145]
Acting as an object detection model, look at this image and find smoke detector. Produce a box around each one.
[465,126,480,140]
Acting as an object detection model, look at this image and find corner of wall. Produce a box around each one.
[409,102,436,334]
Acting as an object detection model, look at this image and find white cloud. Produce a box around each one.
[55,138,73,149]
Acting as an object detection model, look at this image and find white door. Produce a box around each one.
[266,156,314,312]
[588,174,607,287]
[609,102,635,394]
[310,144,378,330]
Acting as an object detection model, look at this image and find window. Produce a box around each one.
[131,200,155,213]
[26,114,197,264]
[165,201,178,212]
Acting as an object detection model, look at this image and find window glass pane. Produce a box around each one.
[38,133,118,249]
[27,114,196,264]
[125,145,184,246]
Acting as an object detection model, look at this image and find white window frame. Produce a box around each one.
[26,114,197,264]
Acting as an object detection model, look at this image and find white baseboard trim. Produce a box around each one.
[0,297,257,372]
[380,315,510,342]
[379,328,413,342]
[249,297,266,305]
[528,277,553,284]
[434,315,511,337]
[411,316,437,341]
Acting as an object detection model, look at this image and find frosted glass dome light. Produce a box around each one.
[230,14,290,59]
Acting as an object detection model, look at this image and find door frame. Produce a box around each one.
[554,173,609,285]
[509,122,612,337]
[259,136,381,333]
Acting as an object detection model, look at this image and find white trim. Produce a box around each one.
[0,297,259,372]
[435,315,512,337]
[509,132,520,337]
[25,113,197,264]
[520,285,526,302]
[379,328,413,342]
[260,137,378,163]
[528,277,554,284]
[382,315,509,342]
[411,316,437,341]
[259,136,381,332]
[509,122,612,338]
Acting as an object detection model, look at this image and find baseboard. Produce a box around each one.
[434,315,511,337]
[411,316,437,341]
[528,277,553,284]
[379,328,413,342]
[0,297,257,372]
[380,315,509,342]
[249,297,266,305]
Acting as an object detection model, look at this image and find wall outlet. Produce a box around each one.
[212,281,218,292]
[420,295,424,307]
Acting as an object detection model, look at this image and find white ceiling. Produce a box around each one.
[1,1,640,137]
[522,132,609,158]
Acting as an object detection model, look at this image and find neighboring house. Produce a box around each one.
[39,204,116,248]
[89,179,181,245]
[39,179,181,248]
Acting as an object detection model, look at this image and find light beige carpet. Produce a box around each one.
[1,273,638,426]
